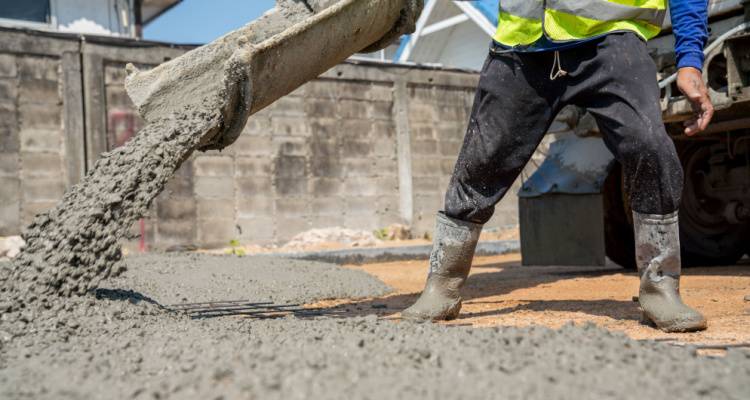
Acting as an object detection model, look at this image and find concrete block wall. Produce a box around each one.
[0,29,539,250]
[0,53,69,235]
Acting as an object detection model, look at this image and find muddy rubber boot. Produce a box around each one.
[402,212,482,322]
[634,211,707,332]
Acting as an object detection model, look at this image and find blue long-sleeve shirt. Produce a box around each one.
[494,0,709,70]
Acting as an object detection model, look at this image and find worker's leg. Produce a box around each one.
[567,32,706,332]
[403,51,561,321]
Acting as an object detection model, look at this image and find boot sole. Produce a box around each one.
[642,313,708,333]
[401,302,462,322]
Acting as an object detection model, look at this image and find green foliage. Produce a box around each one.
[373,228,389,241]
[226,239,246,257]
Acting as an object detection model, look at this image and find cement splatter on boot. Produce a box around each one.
[634,211,707,332]
[402,212,481,321]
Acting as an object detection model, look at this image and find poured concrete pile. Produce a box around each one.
[0,0,421,309]
[1,254,749,399]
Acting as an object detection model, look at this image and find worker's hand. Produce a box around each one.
[676,67,714,136]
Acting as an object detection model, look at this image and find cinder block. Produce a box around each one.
[372,157,398,176]
[407,102,438,124]
[235,157,272,177]
[235,177,273,197]
[0,153,19,177]
[340,138,372,158]
[309,118,339,137]
[369,83,394,102]
[194,155,234,177]
[413,176,441,194]
[104,65,128,85]
[371,121,395,139]
[155,219,196,246]
[105,85,133,109]
[437,105,467,121]
[343,214,380,231]
[22,200,57,225]
[411,123,436,140]
[343,178,378,196]
[156,197,196,220]
[17,56,58,81]
[19,103,61,130]
[342,158,375,178]
[19,128,61,152]
[339,119,373,138]
[310,196,344,216]
[304,98,336,117]
[0,176,20,235]
[163,175,194,197]
[268,96,306,117]
[194,176,234,199]
[334,81,369,100]
[197,198,235,220]
[198,218,238,248]
[414,194,442,216]
[310,177,341,196]
[412,139,438,155]
[308,214,345,231]
[22,177,64,202]
[272,116,311,137]
[372,139,396,157]
[408,85,434,101]
[0,107,19,153]
[345,195,379,215]
[438,140,462,156]
[375,176,399,193]
[275,137,308,156]
[305,80,337,99]
[275,216,311,242]
[337,99,369,119]
[412,158,442,177]
[274,155,307,178]
[20,152,62,177]
[231,134,274,156]
[369,101,393,120]
[376,194,400,213]
[0,78,17,100]
[0,54,17,78]
[236,217,276,242]
[241,117,272,136]
[236,195,274,218]
[437,122,464,141]
[441,159,456,175]
[18,79,60,105]
[275,197,309,216]
[275,178,307,196]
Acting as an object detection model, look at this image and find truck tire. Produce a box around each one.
[678,143,748,266]
[602,153,747,269]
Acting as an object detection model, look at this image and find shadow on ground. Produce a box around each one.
[310,258,750,323]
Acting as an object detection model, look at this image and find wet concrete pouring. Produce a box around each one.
[1,253,749,399]
[0,0,747,397]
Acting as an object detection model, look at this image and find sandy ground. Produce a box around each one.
[312,253,750,347]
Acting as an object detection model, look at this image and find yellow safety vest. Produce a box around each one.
[495,0,668,47]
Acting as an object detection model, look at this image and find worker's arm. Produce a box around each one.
[670,0,714,135]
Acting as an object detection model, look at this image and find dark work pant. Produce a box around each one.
[445,33,683,224]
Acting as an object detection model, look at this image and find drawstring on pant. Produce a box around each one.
[550,51,568,80]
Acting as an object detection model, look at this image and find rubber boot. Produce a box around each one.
[634,211,707,332]
[402,212,482,321]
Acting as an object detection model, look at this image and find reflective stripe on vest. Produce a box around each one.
[494,0,667,47]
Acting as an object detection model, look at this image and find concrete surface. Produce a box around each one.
[1,253,748,399]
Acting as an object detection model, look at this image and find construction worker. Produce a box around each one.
[403,0,714,333]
